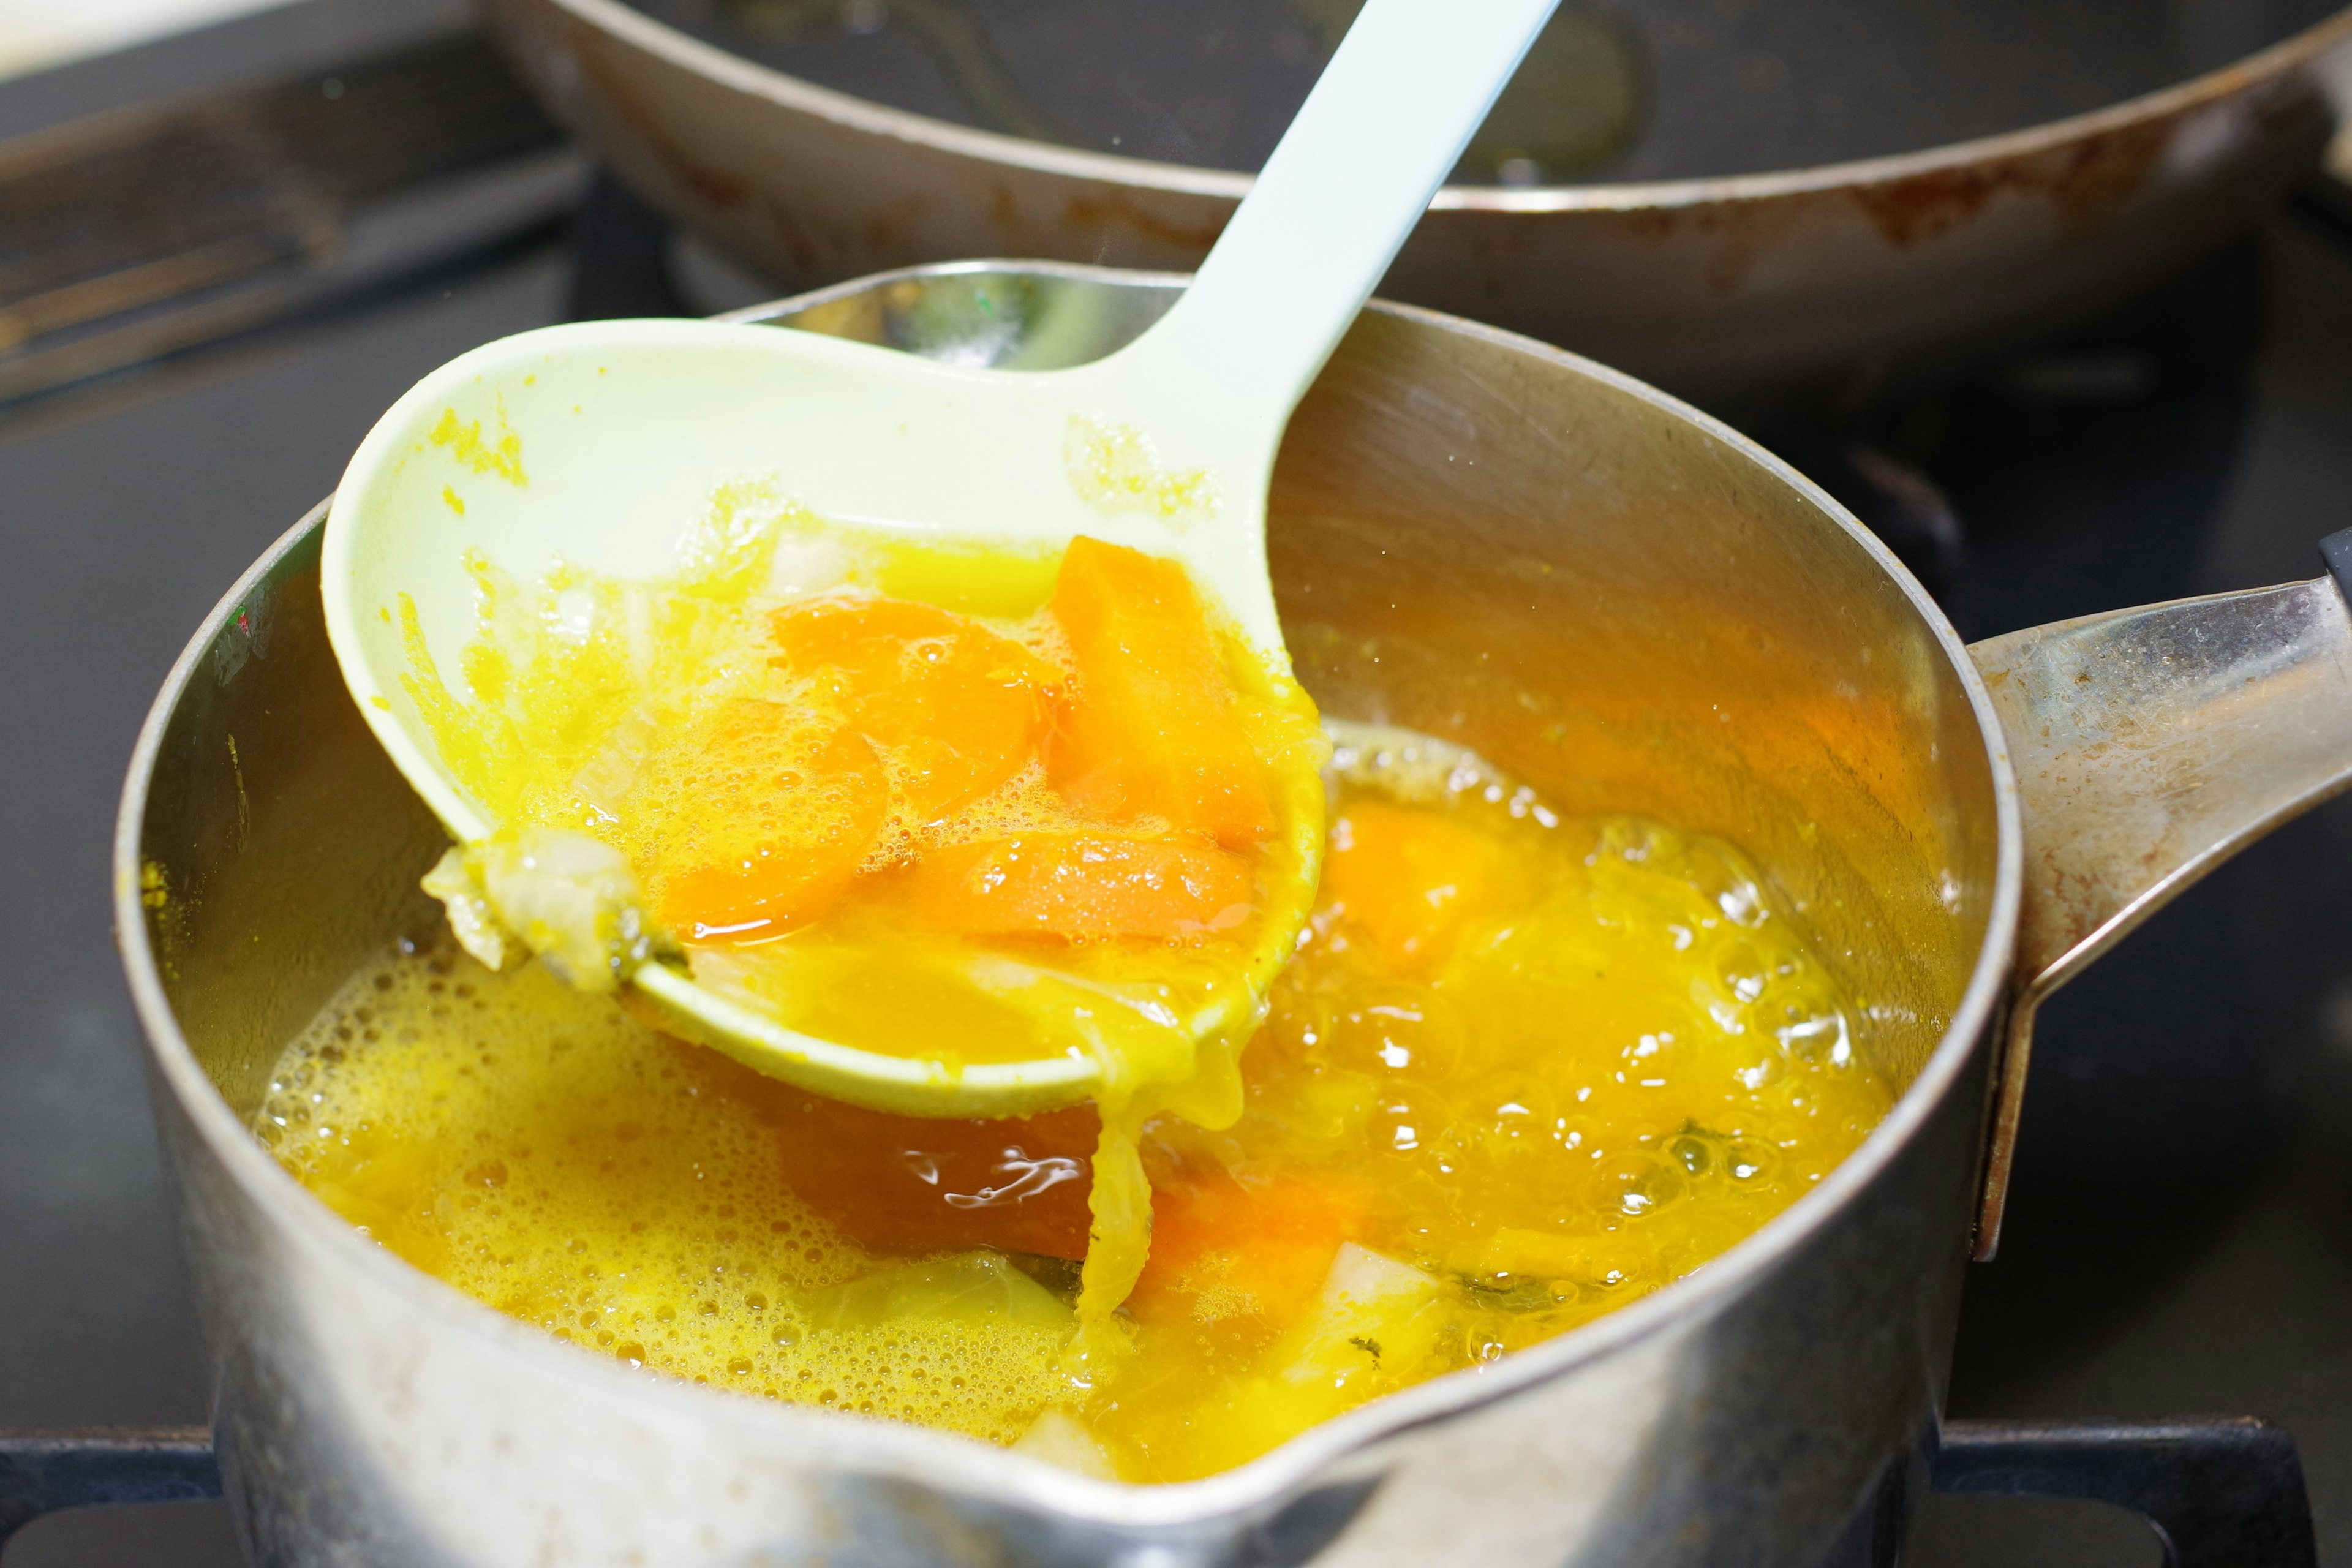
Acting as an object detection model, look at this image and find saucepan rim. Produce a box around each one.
[527,0,2352,214]
[110,273,2022,1529]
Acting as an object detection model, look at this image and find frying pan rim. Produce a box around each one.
[111,277,2023,1528]
[523,0,2352,211]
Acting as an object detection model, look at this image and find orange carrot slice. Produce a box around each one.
[1046,537,1275,847]
[657,718,886,942]
[1129,1169,1368,1333]
[770,595,1062,823]
[897,832,1256,941]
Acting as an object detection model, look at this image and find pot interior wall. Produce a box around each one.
[137,521,449,1118]
[134,293,1999,1127]
[1265,307,2000,1091]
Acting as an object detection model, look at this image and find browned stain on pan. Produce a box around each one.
[861,196,930,257]
[1850,118,2172,247]
[1572,198,1810,298]
[577,35,752,214]
[1059,190,1228,256]
[963,178,1052,260]
[986,180,1020,236]
[1695,197,1806,295]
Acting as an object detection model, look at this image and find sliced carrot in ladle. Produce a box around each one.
[899,831,1257,942]
[655,715,887,942]
[770,596,1063,824]
[1047,537,1276,849]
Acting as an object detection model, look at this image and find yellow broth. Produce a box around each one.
[261,728,1889,1482]
[401,520,1330,1363]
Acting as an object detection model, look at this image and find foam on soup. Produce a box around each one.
[262,723,1889,1482]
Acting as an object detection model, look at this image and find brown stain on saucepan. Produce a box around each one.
[953,179,1217,264]
[1849,117,2174,247]
[1580,199,1808,298]
[1059,190,1229,257]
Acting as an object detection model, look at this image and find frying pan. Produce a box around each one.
[480,0,2352,407]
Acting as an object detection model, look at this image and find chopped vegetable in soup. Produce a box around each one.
[262,725,1890,1482]
[400,519,1328,1367]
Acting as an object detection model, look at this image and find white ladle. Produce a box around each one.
[322,0,1561,1115]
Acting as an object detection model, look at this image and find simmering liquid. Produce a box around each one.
[263,725,1890,1482]
[399,514,1327,1370]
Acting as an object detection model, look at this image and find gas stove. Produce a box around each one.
[1,3,2347,1564]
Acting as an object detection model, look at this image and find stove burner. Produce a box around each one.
[0,1428,221,1548]
[1926,1417,2318,1568]
[3,1415,2315,1567]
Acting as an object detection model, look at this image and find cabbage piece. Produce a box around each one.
[1012,1409,1117,1479]
[1274,1242,1445,1393]
[421,827,654,992]
[422,847,514,972]
[568,709,660,821]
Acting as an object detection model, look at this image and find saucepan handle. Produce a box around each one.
[0,1429,221,1547]
[1932,1416,2318,1568]
[1961,528,2352,1258]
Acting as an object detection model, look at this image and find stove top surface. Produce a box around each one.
[2,5,2350,1564]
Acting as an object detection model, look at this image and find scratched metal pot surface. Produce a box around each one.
[476,0,2352,409]
[114,263,2352,1566]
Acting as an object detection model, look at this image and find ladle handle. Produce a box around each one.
[1114,0,1560,460]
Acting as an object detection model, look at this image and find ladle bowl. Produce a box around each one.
[319,0,1559,1114]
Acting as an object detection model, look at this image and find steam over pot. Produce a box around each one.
[115,263,2352,1566]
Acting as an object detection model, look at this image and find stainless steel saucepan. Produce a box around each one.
[477,0,2352,408]
[115,262,2352,1566]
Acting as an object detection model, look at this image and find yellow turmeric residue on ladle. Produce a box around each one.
[261,500,1891,1481]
